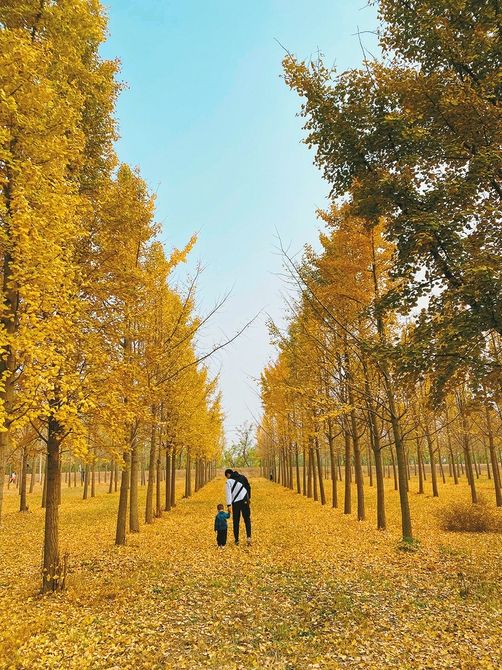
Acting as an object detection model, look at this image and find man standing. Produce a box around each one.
[225,469,251,546]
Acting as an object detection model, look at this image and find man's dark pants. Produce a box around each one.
[232,499,251,543]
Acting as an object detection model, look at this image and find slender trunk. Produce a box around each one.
[108,459,114,493]
[91,458,96,497]
[129,437,140,532]
[19,446,28,512]
[307,446,313,498]
[145,423,156,524]
[417,438,424,494]
[155,448,161,517]
[185,449,192,498]
[370,234,412,540]
[424,425,439,497]
[29,458,35,494]
[302,446,307,495]
[165,447,171,511]
[115,452,130,546]
[315,442,326,505]
[485,403,502,506]
[83,465,89,499]
[343,425,351,514]
[349,402,365,521]
[390,446,398,491]
[365,374,386,529]
[460,408,477,503]
[42,418,62,592]
[485,444,491,479]
[170,447,176,508]
[295,447,301,494]
[327,421,338,508]
[449,447,458,484]
[374,447,386,530]
[437,445,446,484]
[472,448,480,478]
[41,458,47,508]
[311,446,318,502]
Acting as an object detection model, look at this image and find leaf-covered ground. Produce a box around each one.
[0,476,501,669]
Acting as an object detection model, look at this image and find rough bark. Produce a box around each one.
[42,418,62,592]
[115,452,130,546]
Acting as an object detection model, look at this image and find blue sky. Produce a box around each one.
[102,0,379,441]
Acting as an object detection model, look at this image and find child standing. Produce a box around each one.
[214,503,230,548]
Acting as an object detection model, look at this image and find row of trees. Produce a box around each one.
[0,1,223,591]
[258,0,501,541]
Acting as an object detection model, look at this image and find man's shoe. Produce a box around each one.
[234,541,239,546]
[246,537,252,546]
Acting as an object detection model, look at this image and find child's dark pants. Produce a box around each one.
[216,528,227,546]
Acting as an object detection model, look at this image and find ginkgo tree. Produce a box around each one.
[0,0,224,592]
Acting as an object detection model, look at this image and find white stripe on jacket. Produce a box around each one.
[226,477,248,506]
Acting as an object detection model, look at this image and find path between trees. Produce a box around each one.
[1,477,501,669]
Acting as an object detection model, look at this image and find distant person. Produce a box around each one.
[214,503,231,549]
[8,471,17,485]
[225,469,251,546]
[269,472,273,481]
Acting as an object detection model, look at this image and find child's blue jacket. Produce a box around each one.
[214,510,230,531]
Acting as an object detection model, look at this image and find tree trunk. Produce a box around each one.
[390,446,398,491]
[311,446,318,501]
[108,459,114,493]
[129,437,140,532]
[19,446,29,512]
[343,425,351,514]
[145,423,157,524]
[349,404,365,521]
[42,418,62,592]
[307,445,313,498]
[155,448,162,518]
[327,421,338,508]
[424,425,439,497]
[115,452,130,546]
[365,381,386,529]
[29,458,36,494]
[315,443,326,505]
[165,447,172,511]
[41,458,47,508]
[302,446,307,495]
[91,458,96,497]
[170,447,176,508]
[460,409,477,503]
[485,403,502,506]
[295,446,301,494]
[370,236,412,540]
[417,438,424,494]
[184,449,191,498]
[83,465,89,499]
[437,446,446,484]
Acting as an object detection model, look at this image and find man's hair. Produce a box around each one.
[224,468,234,478]
[217,503,224,510]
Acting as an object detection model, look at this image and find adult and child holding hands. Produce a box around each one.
[214,469,252,548]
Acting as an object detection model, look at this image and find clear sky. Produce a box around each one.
[101,0,379,442]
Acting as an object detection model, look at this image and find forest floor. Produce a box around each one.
[0,475,501,670]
